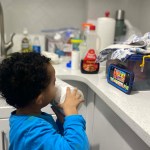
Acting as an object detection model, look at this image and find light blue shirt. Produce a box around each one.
[9,111,90,150]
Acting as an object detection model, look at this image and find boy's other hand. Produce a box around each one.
[58,87,84,116]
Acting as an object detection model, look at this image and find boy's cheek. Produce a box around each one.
[54,86,57,95]
[50,86,57,99]
[52,87,57,99]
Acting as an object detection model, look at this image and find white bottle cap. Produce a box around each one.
[54,33,61,40]
[23,28,28,35]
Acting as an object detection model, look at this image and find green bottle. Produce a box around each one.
[114,10,127,43]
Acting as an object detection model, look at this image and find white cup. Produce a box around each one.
[52,79,84,114]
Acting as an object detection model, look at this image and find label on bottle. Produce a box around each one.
[84,49,97,61]
[22,43,29,49]
[33,46,41,53]
[82,60,99,72]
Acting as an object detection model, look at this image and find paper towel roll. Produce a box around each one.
[96,17,116,51]
[54,78,84,105]
[71,50,80,70]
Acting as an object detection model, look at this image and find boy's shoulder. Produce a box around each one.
[10,111,55,130]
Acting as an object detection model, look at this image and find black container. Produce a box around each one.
[106,54,150,91]
[80,59,99,74]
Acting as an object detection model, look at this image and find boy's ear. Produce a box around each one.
[36,94,44,105]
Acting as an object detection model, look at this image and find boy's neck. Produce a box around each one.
[16,104,41,115]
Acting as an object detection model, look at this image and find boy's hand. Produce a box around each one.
[59,87,84,116]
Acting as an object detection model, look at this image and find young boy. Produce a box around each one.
[0,52,89,150]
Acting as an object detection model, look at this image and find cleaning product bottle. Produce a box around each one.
[86,25,101,55]
[21,28,31,53]
[79,23,90,59]
[32,36,41,53]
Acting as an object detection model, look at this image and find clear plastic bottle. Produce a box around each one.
[32,36,41,53]
[79,23,91,59]
[86,25,101,56]
[80,24,100,59]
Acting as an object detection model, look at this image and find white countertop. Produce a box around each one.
[53,61,150,147]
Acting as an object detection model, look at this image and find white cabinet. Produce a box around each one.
[0,119,9,150]
[91,94,150,150]
[64,80,150,150]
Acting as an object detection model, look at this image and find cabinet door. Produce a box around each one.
[92,94,150,150]
[0,119,9,150]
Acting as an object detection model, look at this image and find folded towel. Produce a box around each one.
[96,32,150,62]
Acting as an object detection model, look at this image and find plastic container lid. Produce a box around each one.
[70,39,83,44]
[127,54,150,61]
[82,23,95,30]
[105,11,110,17]
[89,25,96,31]
[115,9,125,20]
[23,28,28,35]
[82,23,93,28]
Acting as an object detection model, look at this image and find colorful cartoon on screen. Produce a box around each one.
[113,68,126,83]
[110,67,129,91]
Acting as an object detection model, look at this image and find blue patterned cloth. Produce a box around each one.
[96,32,150,62]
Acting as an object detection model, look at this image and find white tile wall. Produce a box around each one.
[1,0,87,36]
[87,0,142,32]
[1,0,150,36]
[139,0,150,33]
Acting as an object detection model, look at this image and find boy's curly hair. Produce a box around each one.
[0,52,51,108]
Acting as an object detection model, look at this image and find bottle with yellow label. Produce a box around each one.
[21,28,31,53]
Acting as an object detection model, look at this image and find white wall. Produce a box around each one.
[1,0,87,36]
[139,0,150,33]
[87,0,143,33]
[1,0,150,36]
